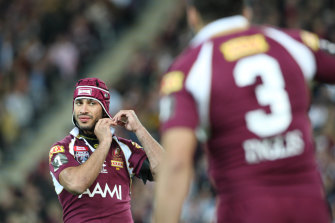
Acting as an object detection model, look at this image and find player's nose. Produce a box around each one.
[79,103,89,114]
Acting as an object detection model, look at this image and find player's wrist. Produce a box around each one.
[98,138,112,148]
[133,123,145,133]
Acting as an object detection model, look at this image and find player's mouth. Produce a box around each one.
[78,115,92,123]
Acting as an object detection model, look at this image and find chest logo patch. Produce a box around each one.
[111,147,124,170]
[74,146,89,164]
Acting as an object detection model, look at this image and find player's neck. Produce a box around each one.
[79,129,97,140]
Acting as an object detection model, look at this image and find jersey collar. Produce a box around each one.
[190,15,249,47]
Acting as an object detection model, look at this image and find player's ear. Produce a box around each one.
[186,6,203,32]
[243,5,253,21]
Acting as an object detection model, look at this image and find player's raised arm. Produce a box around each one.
[112,110,164,176]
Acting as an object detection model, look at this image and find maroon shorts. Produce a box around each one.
[217,195,331,223]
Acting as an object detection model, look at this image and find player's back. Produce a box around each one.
[204,25,323,199]
[160,15,334,223]
[200,25,333,222]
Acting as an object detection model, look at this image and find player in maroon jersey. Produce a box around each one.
[155,0,335,222]
[49,77,163,223]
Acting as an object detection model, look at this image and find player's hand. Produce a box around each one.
[112,110,143,132]
[94,118,114,144]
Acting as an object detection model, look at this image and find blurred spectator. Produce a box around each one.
[47,34,79,81]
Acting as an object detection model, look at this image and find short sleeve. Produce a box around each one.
[286,29,335,83]
[159,47,201,133]
[48,143,80,181]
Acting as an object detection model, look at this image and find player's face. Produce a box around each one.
[74,98,103,134]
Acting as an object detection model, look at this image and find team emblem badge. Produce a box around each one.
[74,146,89,164]
[112,148,122,158]
[111,147,123,170]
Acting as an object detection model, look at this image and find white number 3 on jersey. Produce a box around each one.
[234,54,292,137]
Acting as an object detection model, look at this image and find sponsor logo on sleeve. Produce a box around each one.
[131,142,143,149]
[220,34,269,61]
[52,153,68,172]
[301,31,319,51]
[49,145,65,163]
[160,71,185,95]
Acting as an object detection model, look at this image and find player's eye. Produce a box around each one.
[75,100,82,105]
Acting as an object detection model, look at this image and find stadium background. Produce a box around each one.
[1,0,335,222]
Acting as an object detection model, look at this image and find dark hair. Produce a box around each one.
[190,0,244,22]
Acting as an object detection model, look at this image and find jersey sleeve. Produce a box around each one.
[287,29,335,83]
[159,48,200,133]
[48,142,80,182]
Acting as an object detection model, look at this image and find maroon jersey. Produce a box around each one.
[49,127,147,223]
[160,16,335,222]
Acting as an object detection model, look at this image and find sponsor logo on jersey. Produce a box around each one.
[49,145,65,163]
[74,146,89,164]
[220,34,269,61]
[131,142,143,149]
[111,160,123,169]
[78,88,92,96]
[78,183,122,200]
[74,146,88,151]
[301,31,319,51]
[160,71,184,95]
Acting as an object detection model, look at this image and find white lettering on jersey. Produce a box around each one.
[78,183,122,200]
[243,130,304,164]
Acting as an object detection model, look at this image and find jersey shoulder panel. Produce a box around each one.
[161,46,202,96]
[116,137,143,151]
[264,26,320,52]
[49,135,73,163]
[49,134,79,181]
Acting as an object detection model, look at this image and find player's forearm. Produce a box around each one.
[134,125,164,175]
[60,139,111,194]
[154,157,193,223]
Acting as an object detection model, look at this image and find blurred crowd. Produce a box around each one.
[2,0,335,222]
[0,0,146,164]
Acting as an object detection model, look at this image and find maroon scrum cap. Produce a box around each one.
[72,77,112,125]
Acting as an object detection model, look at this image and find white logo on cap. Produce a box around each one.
[78,88,92,95]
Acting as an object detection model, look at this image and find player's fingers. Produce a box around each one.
[113,111,128,124]
[113,110,126,120]
[96,118,111,129]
